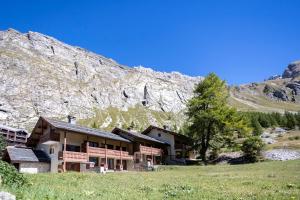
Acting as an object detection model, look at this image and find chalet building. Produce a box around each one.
[26,116,134,173]
[6,116,198,173]
[142,125,197,163]
[112,127,168,170]
[0,124,28,146]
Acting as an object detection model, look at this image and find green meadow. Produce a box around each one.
[2,160,300,200]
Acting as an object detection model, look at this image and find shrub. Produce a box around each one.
[0,161,28,188]
[241,137,264,162]
[209,148,219,160]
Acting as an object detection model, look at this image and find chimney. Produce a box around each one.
[163,125,170,130]
[67,115,76,124]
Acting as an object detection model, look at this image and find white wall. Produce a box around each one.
[146,129,175,159]
[19,162,50,174]
[37,142,59,173]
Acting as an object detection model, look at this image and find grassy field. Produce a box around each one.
[2,160,300,200]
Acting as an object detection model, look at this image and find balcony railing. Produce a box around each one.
[59,151,88,163]
[88,146,133,160]
[140,145,162,156]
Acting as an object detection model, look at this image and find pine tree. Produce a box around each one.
[251,117,263,136]
[285,111,296,129]
[186,73,249,163]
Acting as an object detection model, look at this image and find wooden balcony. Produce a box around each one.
[88,146,133,160]
[59,151,88,163]
[140,145,162,156]
[40,131,60,144]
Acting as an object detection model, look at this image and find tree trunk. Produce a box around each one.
[200,122,212,165]
[200,134,208,164]
[200,147,207,164]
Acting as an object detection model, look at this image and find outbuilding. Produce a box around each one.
[3,146,50,173]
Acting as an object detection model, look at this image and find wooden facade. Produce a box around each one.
[0,124,28,146]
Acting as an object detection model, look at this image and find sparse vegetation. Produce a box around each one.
[267,130,300,150]
[78,106,184,132]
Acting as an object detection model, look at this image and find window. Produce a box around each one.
[122,147,127,151]
[115,146,120,150]
[62,144,80,152]
[107,144,114,149]
[88,141,99,147]
[49,146,55,154]
[158,133,161,137]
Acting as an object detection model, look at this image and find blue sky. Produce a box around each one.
[1,0,299,84]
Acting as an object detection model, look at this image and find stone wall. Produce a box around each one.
[19,162,50,173]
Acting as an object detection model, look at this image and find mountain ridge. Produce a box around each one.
[0,28,299,131]
[0,28,202,130]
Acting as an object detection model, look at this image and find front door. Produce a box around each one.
[122,160,127,170]
[66,163,80,172]
[108,159,114,170]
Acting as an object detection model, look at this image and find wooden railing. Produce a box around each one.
[88,146,133,160]
[59,151,88,163]
[140,145,162,156]
[88,146,106,157]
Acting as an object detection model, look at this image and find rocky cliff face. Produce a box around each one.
[0,29,202,130]
[230,61,300,113]
[1,29,299,131]
[282,61,300,79]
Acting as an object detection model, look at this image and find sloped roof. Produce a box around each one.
[33,150,51,163]
[43,117,130,143]
[6,147,35,162]
[142,125,191,140]
[0,124,28,135]
[112,128,167,145]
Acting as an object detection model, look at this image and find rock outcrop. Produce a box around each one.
[0,29,202,129]
[282,61,300,79]
[263,84,289,101]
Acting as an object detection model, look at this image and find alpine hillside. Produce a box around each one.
[0,29,299,131]
[0,29,202,131]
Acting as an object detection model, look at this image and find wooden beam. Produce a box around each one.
[63,132,67,172]
[86,136,89,157]
[151,146,153,165]
[105,139,107,170]
[120,141,123,171]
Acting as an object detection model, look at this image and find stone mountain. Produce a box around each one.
[0,29,299,131]
[0,29,202,131]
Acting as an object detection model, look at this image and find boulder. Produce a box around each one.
[286,81,300,95]
[263,85,289,101]
[282,61,300,79]
[0,192,16,200]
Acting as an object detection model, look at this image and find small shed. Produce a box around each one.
[4,147,50,173]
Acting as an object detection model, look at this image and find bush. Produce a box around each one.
[0,161,28,188]
[241,137,264,162]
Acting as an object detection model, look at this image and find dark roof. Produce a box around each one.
[6,147,39,162]
[142,125,191,140]
[0,124,29,135]
[43,117,130,143]
[33,150,51,163]
[112,128,167,145]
